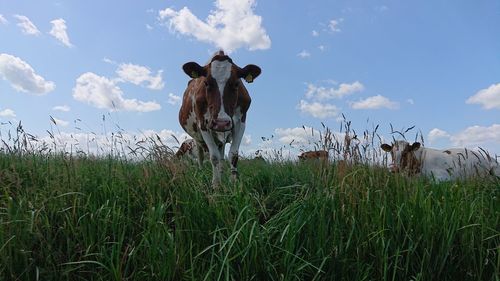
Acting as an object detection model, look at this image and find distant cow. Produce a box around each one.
[179,51,261,187]
[175,139,208,160]
[381,140,500,181]
[298,150,329,162]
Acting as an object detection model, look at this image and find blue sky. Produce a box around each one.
[1,0,499,157]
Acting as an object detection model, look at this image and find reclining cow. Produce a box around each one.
[178,51,261,187]
[298,150,329,162]
[381,140,500,181]
[175,138,208,161]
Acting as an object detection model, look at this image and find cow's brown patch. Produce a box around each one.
[400,143,421,175]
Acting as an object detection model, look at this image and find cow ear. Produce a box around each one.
[183,62,206,79]
[238,64,261,83]
[381,144,392,152]
[410,142,421,151]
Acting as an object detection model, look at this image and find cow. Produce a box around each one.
[298,150,329,162]
[178,51,261,187]
[175,138,208,161]
[381,140,500,181]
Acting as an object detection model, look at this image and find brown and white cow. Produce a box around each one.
[298,150,329,162]
[179,51,261,187]
[381,140,500,181]
[175,138,208,160]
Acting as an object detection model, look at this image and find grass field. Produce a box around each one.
[0,150,498,281]
[0,122,499,280]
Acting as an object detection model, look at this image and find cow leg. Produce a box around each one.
[228,122,245,182]
[201,131,223,187]
[217,143,225,177]
[196,143,204,168]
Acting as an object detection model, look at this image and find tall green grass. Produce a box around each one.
[1,120,499,280]
[0,150,498,281]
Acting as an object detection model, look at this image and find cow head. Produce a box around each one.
[381,140,421,174]
[182,51,261,132]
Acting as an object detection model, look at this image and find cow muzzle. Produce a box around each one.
[210,118,232,132]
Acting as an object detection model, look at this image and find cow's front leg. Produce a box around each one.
[195,142,204,168]
[214,143,225,181]
[201,131,222,187]
[228,122,245,182]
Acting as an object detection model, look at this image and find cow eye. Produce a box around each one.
[228,81,239,90]
[204,79,217,90]
[204,81,213,91]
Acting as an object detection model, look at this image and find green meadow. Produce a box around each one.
[0,124,499,281]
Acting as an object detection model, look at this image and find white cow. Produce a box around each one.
[381,140,500,181]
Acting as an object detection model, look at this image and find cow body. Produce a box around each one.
[179,51,261,187]
[381,140,500,181]
[298,150,329,162]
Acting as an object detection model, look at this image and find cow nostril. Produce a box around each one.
[210,119,232,131]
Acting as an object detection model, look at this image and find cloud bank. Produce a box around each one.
[73,72,161,112]
[158,0,271,52]
[116,63,164,90]
[13,14,40,35]
[49,18,73,47]
[466,83,500,110]
[0,53,55,94]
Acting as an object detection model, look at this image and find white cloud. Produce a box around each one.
[242,134,252,146]
[426,125,500,153]
[0,14,8,25]
[428,128,450,144]
[312,30,319,37]
[450,124,500,148]
[158,0,271,52]
[406,98,414,105]
[103,57,117,65]
[49,18,73,47]
[318,45,326,51]
[297,100,340,119]
[72,72,161,112]
[167,93,181,105]
[306,81,364,100]
[0,108,16,118]
[53,105,71,112]
[351,95,399,110]
[297,50,311,58]
[328,18,343,32]
[52,117,69,127]
[146,24,153,30]
[0,53,55,94]
[466,83,500,110]
[116,63,164,90]
[275,126,321,146]
[13,14,40,35]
